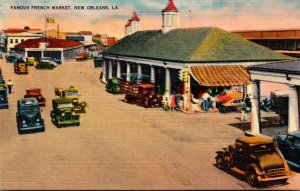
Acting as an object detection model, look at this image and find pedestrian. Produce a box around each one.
[169,93,176,111]
[241,94,252,121]
[7,79,13,94]
[163,97,170,111]
[200,90,210,111]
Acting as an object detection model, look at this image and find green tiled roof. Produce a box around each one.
[104,27,293,63]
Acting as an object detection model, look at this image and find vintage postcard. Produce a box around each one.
[0,0,299,190]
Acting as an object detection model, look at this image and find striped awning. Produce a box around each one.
[190,65,251,87]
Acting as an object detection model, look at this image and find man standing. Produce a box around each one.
[241,94,252,121]
[7,79,13,94]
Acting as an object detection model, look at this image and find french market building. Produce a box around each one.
[102,0,292,107]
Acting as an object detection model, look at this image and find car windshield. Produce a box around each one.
[20,104,39,115]
[251,143,274,153]
[65,91,80,97]
[57,103,73,109]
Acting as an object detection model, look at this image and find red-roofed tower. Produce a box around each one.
[125,12,141,36]
[162,0,179,33]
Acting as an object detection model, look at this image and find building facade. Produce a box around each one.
[234,30,300,58]
[248,60,300,134]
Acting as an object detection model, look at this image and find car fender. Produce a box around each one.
[248,163,263,175]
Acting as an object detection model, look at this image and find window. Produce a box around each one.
[15,39,18,43]
[10,39,13,43]
[21,39,24,42]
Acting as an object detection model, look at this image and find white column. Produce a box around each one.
[108,60,112,79]
[249,81,261,135]
[117,60,121,78]
[165,68,171,99]
[24,50,28,59]
[137,64,142,75]
[126,62,130,81]
[288,85,299,133]
[151,66,155,84]
[101,60,107,83]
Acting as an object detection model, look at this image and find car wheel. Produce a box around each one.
[215,154,225,169]
[246,170,259,187]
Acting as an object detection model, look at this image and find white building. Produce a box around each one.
[2,27,43,52]
[79,31,94,45]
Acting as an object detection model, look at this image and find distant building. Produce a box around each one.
[15,38,84,63]
[125,12,141,36]
[234,29,300,58]
[1,26,43,52]
[47,29,66,39]
[94,34,118,47]
[66,32,84,42]
[79,31,94,44]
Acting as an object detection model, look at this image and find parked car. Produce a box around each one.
[0,82,8,109]
[94,55,102,67]
[275,131,300,169]
[5,53,18,63]
[35,60,57,69]
[16,98,45,134]
[106,77,121,93]
[14,58,28,74]
[215,136,293,187]
[51,98,80,128]
[24,87,46,107]
[26,57,38,66]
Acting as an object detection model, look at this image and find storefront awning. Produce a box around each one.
[190,65,251,87]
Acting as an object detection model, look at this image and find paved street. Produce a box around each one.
[0,57,299,190]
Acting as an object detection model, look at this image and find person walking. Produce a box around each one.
[241,94,252,121]
[7,79,13,94]
[169,93,176,111]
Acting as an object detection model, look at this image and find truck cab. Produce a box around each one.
[16,98,45,134]
[14,58,28,74]
[51,98,80,128]
[24,87,46,107]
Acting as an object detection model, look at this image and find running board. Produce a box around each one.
[231,167,246,175]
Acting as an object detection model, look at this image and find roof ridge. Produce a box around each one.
[187,27,216,62]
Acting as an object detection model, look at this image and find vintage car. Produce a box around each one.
[51,98,80,128]
[275,131,300,169]
[54,86,87,113]
[94,55,102,67]
[26,57,38,66]
[106,77,121,93]
[51,57,62,64]
[35,60,57,69]
[215,136,293,187]
[14,59,28,74]
[24,87,46,107]
[16,98,45,134]
[5,53,18,63]
[76,50,87,61]
[0,83,8,109]
[270,90,288,124]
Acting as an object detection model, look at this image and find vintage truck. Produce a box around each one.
[0,81,8,109]
[106,77,121,94]
[14,59,28,74]
[26,57,38,66]
[215,136,293,187]
[54,86,87,113]
[51,98,80,128]
[76,50,87,61]
[24,87,46,107]
[120,80,162,108]
[270,90,288,124]
[16,98,45,134]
